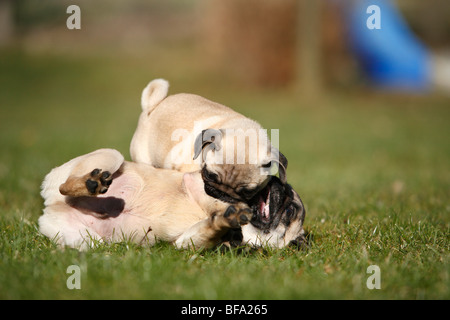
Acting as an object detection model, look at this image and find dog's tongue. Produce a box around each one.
[263,202,270,219]
[259,189,271,221]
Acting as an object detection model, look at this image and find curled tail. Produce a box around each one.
[141,79,169,113]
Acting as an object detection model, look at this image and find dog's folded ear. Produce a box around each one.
[270,150,288,184]
[193,129,224,161]
[276,151,288,184]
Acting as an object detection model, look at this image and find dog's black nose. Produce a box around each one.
[289,235,307,250]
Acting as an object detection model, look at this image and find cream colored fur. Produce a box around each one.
[130,79,278,199]
[39,149,251,250]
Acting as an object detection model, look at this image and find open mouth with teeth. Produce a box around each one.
[205,174,306,247]
[202,169,304,237]
[247,176,294,230]
[256,185,271,223]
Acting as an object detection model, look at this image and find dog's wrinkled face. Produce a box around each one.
[201,164,270,203]
[200,153,287,203]
[194,128,287,202]
[211,174,306,248]
[242,176,306,248]
[194,128,304,247]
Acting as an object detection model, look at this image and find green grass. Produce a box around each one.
[0,49,448,299]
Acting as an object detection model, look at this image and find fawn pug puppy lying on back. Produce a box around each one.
[38,149,305,250]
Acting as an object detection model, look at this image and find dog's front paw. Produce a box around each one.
[85,169,113,195]
[222,203,253,229]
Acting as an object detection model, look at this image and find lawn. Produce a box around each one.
[0,49,448,300]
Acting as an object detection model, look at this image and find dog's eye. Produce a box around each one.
[203,169,219,183]
[262,161,272,168]
[239,188,257,199]
[286,207,293,217]
[287,205,296,215]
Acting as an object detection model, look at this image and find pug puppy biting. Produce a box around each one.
[130,79,287,203]
[130,79,306,247]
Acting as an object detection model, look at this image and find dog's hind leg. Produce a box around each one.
[59,168,114,197]
[40,149,126,249]
[41,149,125,202]
[175,203,252,249]
[39,203,103,250]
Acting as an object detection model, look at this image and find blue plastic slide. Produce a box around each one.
[344,0,431,92]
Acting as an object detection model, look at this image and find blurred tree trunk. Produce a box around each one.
[0,0,14,46]
[203,0,298,87]
[297,0,322,95]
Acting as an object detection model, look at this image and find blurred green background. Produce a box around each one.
[0,0,449,300]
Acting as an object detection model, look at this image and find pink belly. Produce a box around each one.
[68,172,147,239]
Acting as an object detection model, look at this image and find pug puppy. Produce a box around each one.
[130,79,287,203]
[39,149,252,250]
[38,149,305,250]
[241,176,306,248]
[129,79,306,247]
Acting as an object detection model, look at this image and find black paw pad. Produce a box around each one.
[239,213,249,223]
[90,169,101,177]
[86,168,113,195]
[224,205,237,218]
[100,171,112,186]
[86,179,99,194]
